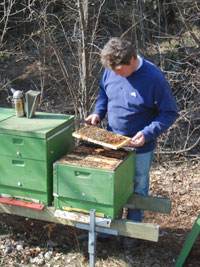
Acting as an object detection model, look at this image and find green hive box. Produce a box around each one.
[0,108,75,205]
[53,145,135,220]
[0,107,14,121]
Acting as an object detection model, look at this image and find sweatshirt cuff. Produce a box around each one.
[92,110,105,121]
[142,130,152,143]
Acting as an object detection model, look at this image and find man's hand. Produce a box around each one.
[128,131,145,147]
[85,114,101,126]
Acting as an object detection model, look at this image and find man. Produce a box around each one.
[86,37,178,247]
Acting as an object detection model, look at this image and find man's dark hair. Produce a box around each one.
[100,37,137,69]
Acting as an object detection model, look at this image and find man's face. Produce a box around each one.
[112,56,136,77]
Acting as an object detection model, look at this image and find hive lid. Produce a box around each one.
[0,108,14,121]
[0,112,74,138]
[72,125,130,150]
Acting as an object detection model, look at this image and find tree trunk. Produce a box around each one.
[78,0,89,120]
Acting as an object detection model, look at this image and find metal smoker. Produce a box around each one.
[10,88,41,118]
[10,88,25,117]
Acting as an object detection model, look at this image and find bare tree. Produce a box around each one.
[0,0,199,155]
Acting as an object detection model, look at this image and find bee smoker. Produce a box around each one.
[9,88,41,118]
[10,88,25,117]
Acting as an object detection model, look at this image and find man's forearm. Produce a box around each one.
[142,111,179,142]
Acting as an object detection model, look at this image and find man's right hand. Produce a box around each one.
[85,114,101,126]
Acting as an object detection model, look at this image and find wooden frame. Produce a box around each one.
[0,194,171,243]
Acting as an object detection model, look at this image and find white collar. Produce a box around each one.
[136,55,143,71]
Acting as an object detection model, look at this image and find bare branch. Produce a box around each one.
[174,0,200,50]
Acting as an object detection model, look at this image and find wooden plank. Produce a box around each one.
[0,204,77,227]
[62,206,105,218]
[0,204,159,242]
[111,219,159,242]
[126,193,171,214]
[175,215,200,267]
[0,198,44,210]
[54,210,111,227]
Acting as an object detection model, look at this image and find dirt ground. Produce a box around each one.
[0,155,199,267]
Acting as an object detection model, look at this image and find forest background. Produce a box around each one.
[0,0,199,156]
[0,1,200,266]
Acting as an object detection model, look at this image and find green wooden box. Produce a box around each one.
[53,145,135,220]
[0,108,75,205]
[0,107,14,121]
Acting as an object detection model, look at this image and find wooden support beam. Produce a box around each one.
[0,204,77,227]
[0,203,159,242]
[175,215,200,267]
[111,219,159,242]
[126,193,171,214]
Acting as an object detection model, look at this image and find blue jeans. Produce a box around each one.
[127,150,155,222]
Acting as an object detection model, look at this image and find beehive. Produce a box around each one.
[0,108,74,205]
[53,145,135,220]
[0,107,14,121]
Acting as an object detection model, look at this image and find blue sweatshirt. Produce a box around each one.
[93,58,179,153]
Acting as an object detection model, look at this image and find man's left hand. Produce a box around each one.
[128,131,145,147]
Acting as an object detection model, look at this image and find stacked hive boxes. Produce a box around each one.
[53,145,135,220]
[0,107,135,218]
[0,108,74,205]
